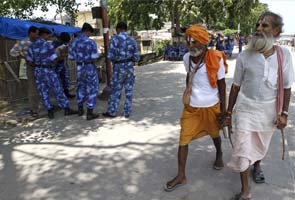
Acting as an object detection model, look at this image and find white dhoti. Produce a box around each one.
[227,92,277,172]
[227,130,274,172]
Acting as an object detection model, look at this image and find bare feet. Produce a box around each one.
[164,175,187,192]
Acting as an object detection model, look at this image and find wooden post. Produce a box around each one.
[100,0,111,100]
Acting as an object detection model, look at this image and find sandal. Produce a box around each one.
[213,157,224,170]
[230,193,251,200]
[164,179,187,192]
[253,168,265,183]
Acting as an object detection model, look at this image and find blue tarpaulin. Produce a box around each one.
[0,17,81,40]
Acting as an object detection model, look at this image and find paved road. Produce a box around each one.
[0,50,294,200]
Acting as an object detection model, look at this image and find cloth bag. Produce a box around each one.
[19,58,27,80]
[182,56,202,105]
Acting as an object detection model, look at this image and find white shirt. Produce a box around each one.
[9,37,33,58]
[183,52,226,107]
[233,47,294,131]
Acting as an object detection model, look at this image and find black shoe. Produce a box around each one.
[48,108,54,119]
[102,112,116,118]
[86,108,99,120]
[30,110,39,118]
[78,105,84,116]
[124,114,130,118]
[64,107,78,116]
[64,89,75,99]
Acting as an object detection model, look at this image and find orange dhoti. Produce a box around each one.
[179,103,221,146]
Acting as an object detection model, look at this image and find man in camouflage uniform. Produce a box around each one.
[103,22,140,118]
[26,27,77,119]
[68,23,100,120]
[52,32,75,98]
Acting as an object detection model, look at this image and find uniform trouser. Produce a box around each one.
[107,65,135,116]
[76,64,99,109]
[26,64,41,113]
[34,67,69,110]
[55,61,70,91]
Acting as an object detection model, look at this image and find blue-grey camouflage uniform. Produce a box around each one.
[107,32,140,116]
[27,38,69,110]
[68,33,99,109]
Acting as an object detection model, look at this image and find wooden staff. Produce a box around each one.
[4,61,20,83]
[281,128,285,160]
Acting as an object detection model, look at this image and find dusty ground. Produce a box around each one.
[0,48,294,200]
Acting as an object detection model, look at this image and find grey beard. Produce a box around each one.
[189,47,202,57]
[247,33,274,53]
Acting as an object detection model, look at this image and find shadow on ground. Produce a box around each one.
[0,60,294,200]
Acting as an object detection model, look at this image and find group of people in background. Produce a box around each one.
[10,21,139,120]
[163,42,188,61]
[164,31,248,61]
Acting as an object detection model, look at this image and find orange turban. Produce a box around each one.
[185,24,209,45]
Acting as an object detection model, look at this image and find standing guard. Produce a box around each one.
[103,21,140,118]
[68,23,100,120]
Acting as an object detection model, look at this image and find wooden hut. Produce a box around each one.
[0,17,81,103]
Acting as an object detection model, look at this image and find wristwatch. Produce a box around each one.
[282,111,288,117]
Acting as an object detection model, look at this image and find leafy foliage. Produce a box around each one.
[223,29,238,37]
[152,39,171,56]
[0,0,80,23]
[0,0,268,35]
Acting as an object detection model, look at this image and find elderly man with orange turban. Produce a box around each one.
[164,24,228,192]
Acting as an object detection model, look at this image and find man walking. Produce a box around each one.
[164,24,227,192]
[226,11,294,200]
[26,27,77,119]
[103,22,140,118]
[68,23,100,120]
[10,26,40,117]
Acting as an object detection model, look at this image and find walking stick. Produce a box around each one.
[228,125,234,148]
[281,128,285,160]
[219,115,234,148]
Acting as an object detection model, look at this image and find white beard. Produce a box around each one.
[247,33,275,53]
[189,47,202,57]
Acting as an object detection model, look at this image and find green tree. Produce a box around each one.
[239,3,268,34]
[39,0,80,24]
[0,0,80,23]
[0,0,40,18]
[0,0,269,35]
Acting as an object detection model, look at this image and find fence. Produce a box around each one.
[0,37,78,103]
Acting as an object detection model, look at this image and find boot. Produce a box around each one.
[48,108,54,119]
[64,88,75,99]
[78,105,84,116]
[64,107,78,116]
[102,112,116,118]
[87,108,99,120]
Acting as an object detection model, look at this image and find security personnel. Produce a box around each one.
[103,22,140,118]
[68,23,100,120]
[52,32,75,98]
[26,27,77,119]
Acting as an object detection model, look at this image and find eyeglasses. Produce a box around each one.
[256,23,270,28]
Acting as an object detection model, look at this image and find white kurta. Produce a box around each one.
[233,47,294,132]
[228,47,294,172]
[183,52,225,107]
